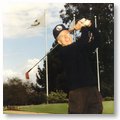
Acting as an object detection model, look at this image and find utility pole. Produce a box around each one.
[94,16,101,92]
[89,5,101,92]
[45,9,49,103]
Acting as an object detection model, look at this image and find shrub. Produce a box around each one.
[48,90,68,103]
[6,106,19,111]
[104,96,114,101]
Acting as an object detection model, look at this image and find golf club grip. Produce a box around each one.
[69,28,75,33]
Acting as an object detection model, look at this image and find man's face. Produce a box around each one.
[57,30,72,46]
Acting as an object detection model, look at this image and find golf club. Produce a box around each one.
[25,26,77,80]
[25,19,94,80]
[25,43,58,79]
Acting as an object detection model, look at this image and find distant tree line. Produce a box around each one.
[3,77,68,107]
[3,77,46,107]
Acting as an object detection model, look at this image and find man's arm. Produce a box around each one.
[68,18,100,50]
[73,18,94,45]
[74,18,100,49]
[87,27,100,51]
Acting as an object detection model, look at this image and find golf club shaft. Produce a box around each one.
[27,18,91,73]
[27,43,58,73]
[27,27,75,73]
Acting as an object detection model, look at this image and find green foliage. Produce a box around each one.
[48,90,68,103]
[3,77,28,106]
[27,91,47,105]
[104,97,114,101]
[36,66,46,91]
[103,101,114,114]
[3,77,47,106]
[4,106,19,111]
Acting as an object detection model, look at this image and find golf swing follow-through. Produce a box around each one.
[25,19,85,80]
[25,18,93,79]
[25,17,103,114]
[52,18,103,114]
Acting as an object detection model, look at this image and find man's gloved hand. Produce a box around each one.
[84,20,92,27]
[74,18,86,30]
[74,18,92,30]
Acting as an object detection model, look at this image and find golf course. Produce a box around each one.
[4,101,114,114]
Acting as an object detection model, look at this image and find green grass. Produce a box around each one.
[18,101,114,114]
[19,103,68,114]
[102,101,114,114]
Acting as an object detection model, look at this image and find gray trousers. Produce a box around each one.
[68,86,103,114]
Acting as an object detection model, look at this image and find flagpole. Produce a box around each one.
[45,9,49,103]
[95,16,100,92]
[73,13,76,42]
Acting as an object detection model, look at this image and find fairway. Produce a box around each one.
[10,101,114,114]
[102,101,114,114]
[19,103,68,114]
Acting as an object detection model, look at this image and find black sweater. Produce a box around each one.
[57,27,100,91]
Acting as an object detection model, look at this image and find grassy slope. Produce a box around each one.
[19,101,114,114]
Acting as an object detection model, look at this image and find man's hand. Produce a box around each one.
[84,20,92,27]
[74,18,86,30]
[74,18,92,30]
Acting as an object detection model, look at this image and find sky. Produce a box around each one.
[3,2,65,83]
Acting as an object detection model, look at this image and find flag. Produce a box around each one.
[28,13,45,29]
[25,71,29,80]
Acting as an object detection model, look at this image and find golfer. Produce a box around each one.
[53,18,103,114]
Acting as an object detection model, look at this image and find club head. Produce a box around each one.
[25,72,29,80]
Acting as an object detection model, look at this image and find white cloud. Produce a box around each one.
[24,58,40,82]
[3,58,44,83]
[3,3,65,39]
[3,69,22,82]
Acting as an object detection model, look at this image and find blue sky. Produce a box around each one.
[3,2,65,82]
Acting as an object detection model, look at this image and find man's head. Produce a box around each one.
[53,24,72,46]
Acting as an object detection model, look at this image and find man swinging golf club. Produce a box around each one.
[53,18,103,114]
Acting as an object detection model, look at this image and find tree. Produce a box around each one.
[35,45,68,93]
[48,90,68,103]
[36,65,46,92]
[3,77,47,106]
[3,77,28,106]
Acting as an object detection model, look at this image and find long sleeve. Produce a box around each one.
[87,27,101,51]
[76,27,90,46]
[65,27,90,50]
[57,26,101,60]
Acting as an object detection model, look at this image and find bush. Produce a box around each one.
[3,78,47,106]
[104,96,114,101]
[28,92,47,104]
[6,106,19,111]
[48,90,68,103]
